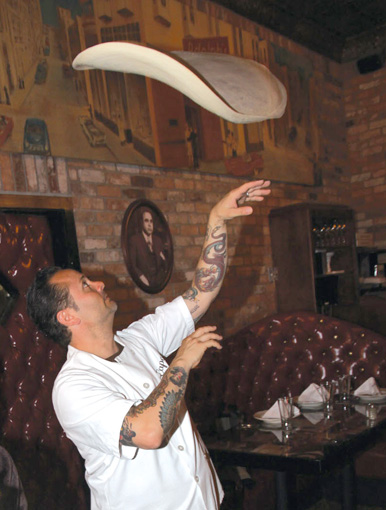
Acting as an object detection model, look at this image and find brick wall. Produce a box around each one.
[0,140,350,337]
[344,65,386,249]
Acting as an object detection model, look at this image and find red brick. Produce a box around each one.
[97,185,122,197]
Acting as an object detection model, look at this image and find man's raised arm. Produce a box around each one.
[182,180,271,323]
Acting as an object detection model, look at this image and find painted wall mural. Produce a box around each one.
[0,0,318,185]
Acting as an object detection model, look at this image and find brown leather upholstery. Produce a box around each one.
[186,311,386,473]
[0,213,89,510]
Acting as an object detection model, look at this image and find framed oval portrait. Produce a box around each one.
[121,199,173,294]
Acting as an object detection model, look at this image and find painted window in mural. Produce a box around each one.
[0,0,318,185]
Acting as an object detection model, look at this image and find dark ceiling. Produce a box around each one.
[215,0,386,63]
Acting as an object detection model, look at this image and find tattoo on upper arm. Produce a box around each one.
[120,419,137,447]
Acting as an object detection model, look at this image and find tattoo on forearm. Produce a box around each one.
[182,286,198,301]
[128,378,169,418]
[193,312,205,325]
[169,366,188,387]
[159,389,184,431]
[194,226,226,293]
[119,366,188,447]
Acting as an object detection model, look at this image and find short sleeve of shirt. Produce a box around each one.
[118,296,195,357]
[53,367,139,459]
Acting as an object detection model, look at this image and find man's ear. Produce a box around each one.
[57,308,81,327]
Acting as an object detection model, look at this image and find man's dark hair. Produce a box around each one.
[26,266,78,348]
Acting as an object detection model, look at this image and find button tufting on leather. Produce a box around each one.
[0,212,87,508]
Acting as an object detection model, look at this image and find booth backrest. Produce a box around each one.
[186,311,386,429]
[0,213,88,510]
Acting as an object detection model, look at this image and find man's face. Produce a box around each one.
[51,269,117,330]
[142,211,154,236]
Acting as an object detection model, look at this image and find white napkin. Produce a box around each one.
[302,412,324,425]
[262,400,300,419]
[298,383,326,403]
[354,377,381,396]
[354,405,367,416]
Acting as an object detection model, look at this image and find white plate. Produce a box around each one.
[295,400,324,411]
[253,410,282,429]
[356,388,386,404]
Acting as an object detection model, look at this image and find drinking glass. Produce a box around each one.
[321,381,337,413]
[278,397,293,431]
[338,375,351,402]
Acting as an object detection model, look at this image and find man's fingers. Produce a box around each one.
[190,328,222,343]
[196,332,223,343]
[190,325,218,339]
[201,339,223,350]
[236,180,271,207]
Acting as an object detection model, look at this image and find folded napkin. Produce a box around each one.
[354,377,381,396]
[298,383,326,403]
[302,412,324,425]
[262,400,300,419]
[354,405,367,416]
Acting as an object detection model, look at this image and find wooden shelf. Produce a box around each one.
[269,203,359,314]
[315,270,345,278]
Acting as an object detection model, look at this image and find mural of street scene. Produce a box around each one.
[0,0,318,184]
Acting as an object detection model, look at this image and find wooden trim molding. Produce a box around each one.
[0,195,74,210]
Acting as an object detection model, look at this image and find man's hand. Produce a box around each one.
[210,179,271,224]
[172,326,222,370]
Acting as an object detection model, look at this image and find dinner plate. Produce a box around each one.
[355,388,386,404]
[253,410,282,429]
[295,399,324,411]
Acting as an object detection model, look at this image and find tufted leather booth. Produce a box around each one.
[186,311,386,479]
[0,213,89,510]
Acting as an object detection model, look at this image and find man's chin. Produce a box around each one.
[105,297,118,311]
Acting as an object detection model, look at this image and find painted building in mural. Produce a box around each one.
[0,0,318,185]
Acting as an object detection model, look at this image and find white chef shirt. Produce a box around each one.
[52,296,223,510]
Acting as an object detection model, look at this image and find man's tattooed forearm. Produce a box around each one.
[119,366,188,446]
[182,286,198,301]
[194,227,227,293]
[193,312,205,324]
[159,389,184,431]
[128,377,169,418]
[169,366,188,387]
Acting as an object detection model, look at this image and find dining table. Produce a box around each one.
[204,399,386,510]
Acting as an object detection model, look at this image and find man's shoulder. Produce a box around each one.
[54,347,101,381]
[53,348,113,400]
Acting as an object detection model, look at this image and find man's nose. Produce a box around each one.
[94,281,105,292]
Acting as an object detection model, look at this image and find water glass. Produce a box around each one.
[321,381,337,413]
[338,375,351,402]
[278,397,293,431]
